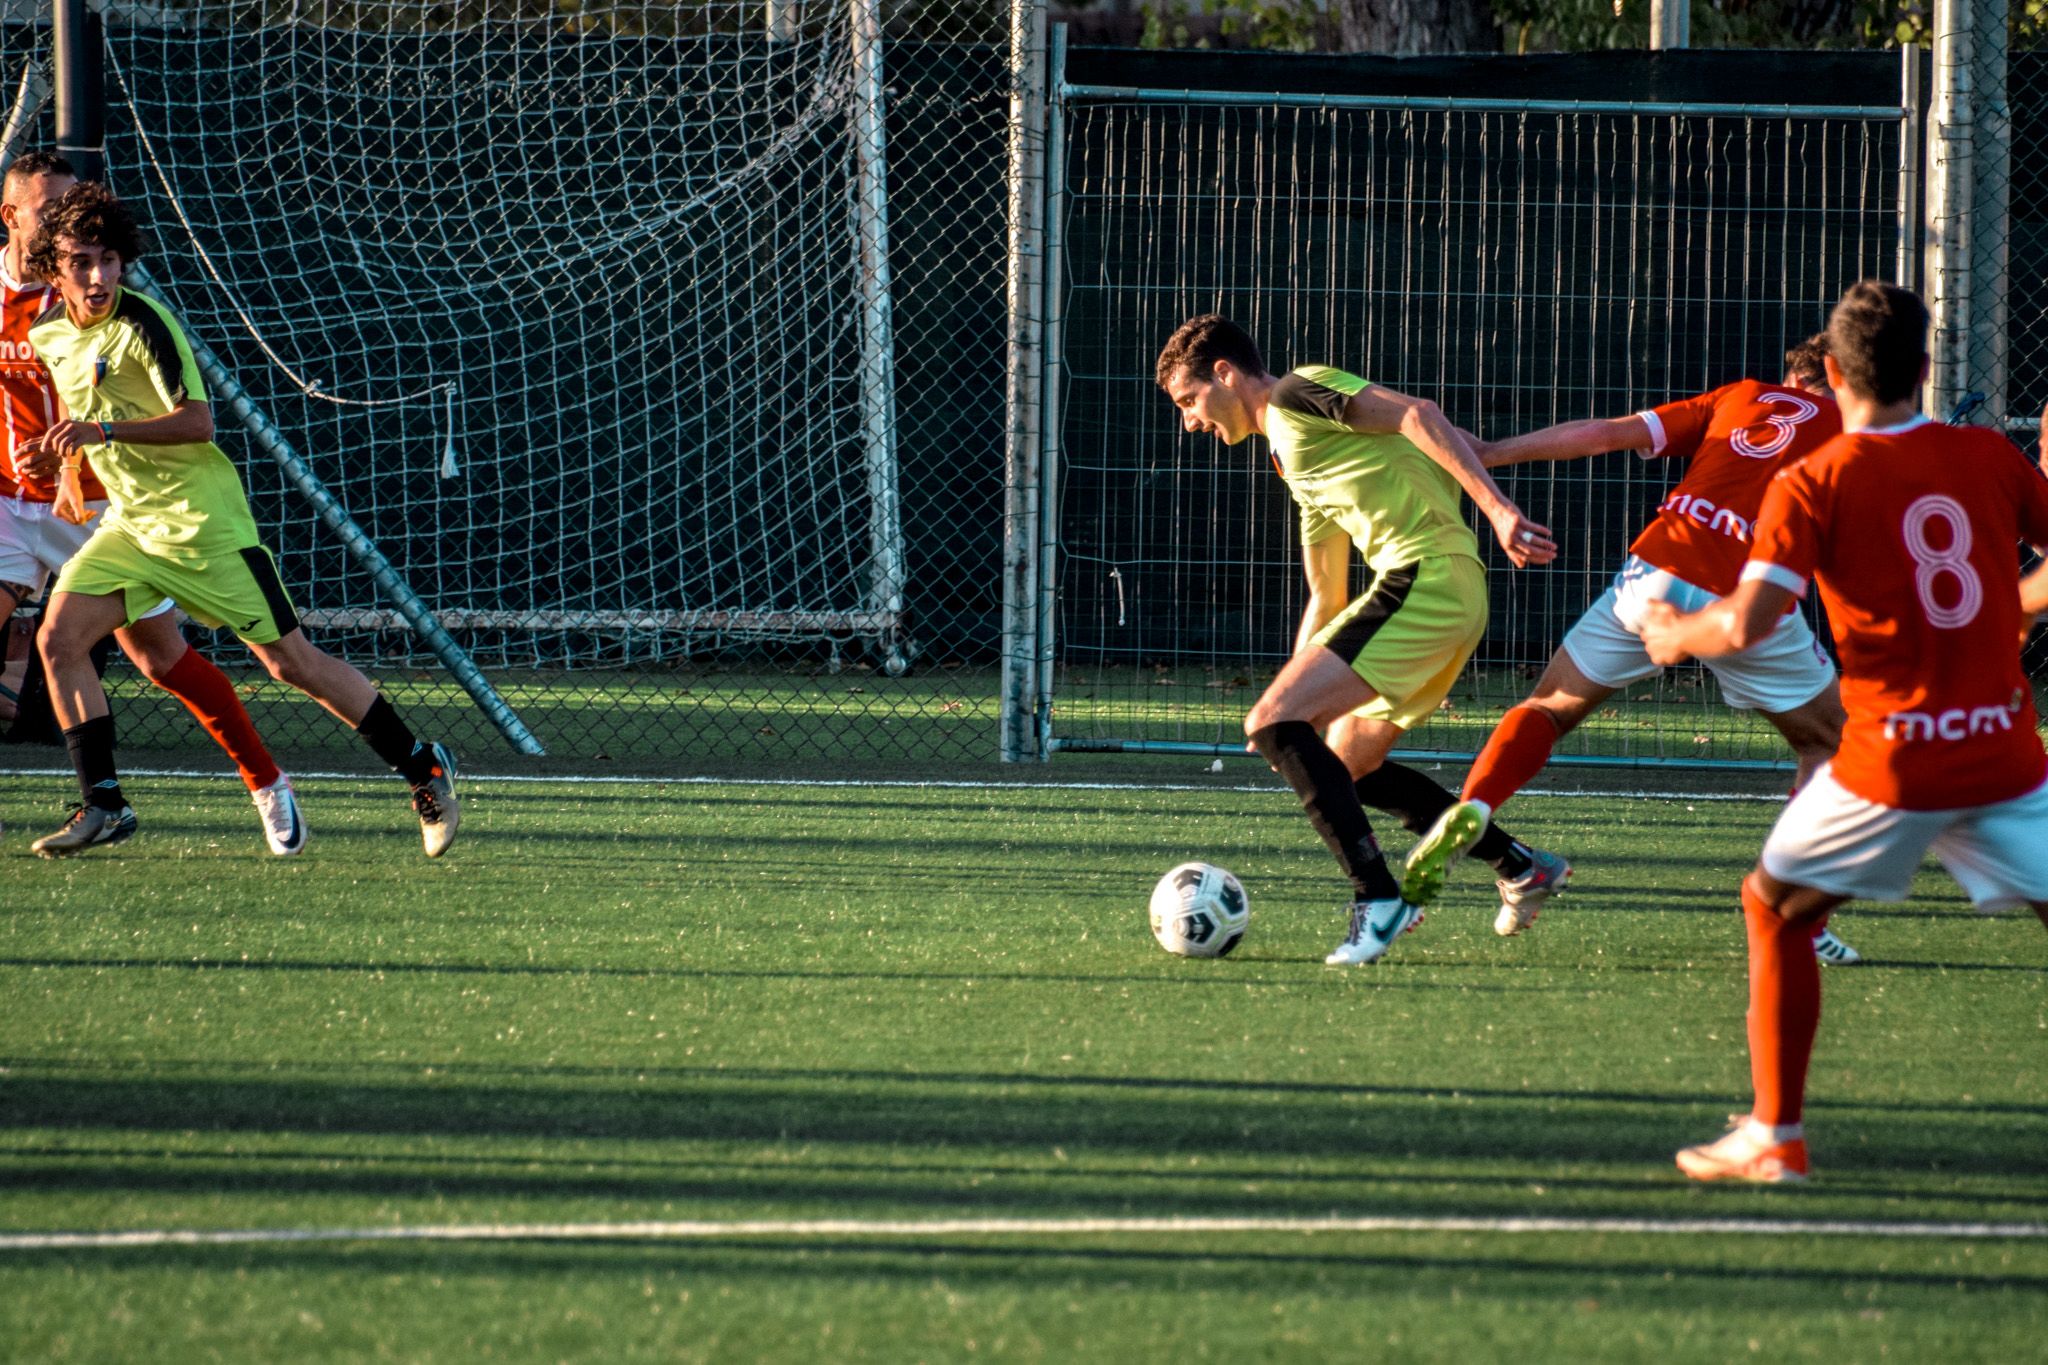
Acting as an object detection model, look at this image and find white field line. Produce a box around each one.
[0,1214,2042,1251]
[0,767,1780,803]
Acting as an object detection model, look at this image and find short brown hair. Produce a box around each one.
[26,181,147,282]
[1827,281,1927,404]
[1155,314,1267,389]
[1783,331,1829,387]
[2,150,74,196]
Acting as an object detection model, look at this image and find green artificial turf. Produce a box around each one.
[0,771,2043,1360]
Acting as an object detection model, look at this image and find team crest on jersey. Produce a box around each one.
[91,354,107,386]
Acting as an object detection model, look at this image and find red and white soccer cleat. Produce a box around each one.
[1676,1118,1810,1183]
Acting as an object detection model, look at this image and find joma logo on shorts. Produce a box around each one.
[1881,706,2015,741]
[1660,493,1750,542]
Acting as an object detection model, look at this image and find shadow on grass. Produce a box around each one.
[15,1238,2048,1304]
[0,955,1559,993]
[1,1065,2041,1196]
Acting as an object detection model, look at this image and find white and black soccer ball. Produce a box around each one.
[1149,861,1250,958]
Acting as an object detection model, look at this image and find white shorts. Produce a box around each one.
[0,497,173,618]
[1561,555,1834,712]
[1761,765,2048,912]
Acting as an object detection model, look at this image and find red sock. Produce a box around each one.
[1743,878,1822,1128]
[156,647,282,792]
[1462,704,1559,811]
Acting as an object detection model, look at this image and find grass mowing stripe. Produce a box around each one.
[0,764,1786,801]
[5,1215,2046,1251]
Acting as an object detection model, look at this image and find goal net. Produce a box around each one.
[96,0,905,677]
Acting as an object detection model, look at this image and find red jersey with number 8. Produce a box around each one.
[1742,417,2048,810]
[1631,379,1844,596]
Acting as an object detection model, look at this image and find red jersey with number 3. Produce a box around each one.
[1631,379,1842,596]
[1742,417,2048,811]
[1,257,106,502]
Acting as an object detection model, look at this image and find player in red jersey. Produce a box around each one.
[1399,336,1858,966]
[0,153,303,854]
[1640,280,2048,1183]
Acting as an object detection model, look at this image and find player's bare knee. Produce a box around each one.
[38,621,96,674]
[259,647,311,690]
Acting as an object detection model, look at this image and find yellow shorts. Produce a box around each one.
[1312,553,1488,731]
[53,530,301,645]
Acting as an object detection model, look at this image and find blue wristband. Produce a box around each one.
[97,422,113,445]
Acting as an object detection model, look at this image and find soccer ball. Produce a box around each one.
[1149,861,1250,958]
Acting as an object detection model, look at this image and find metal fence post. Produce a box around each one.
[1964,0,2008,426]
[1898,44,1923,294]
[1001,0,1047,762]
[849,0,908,675]
[1925,0,1975,421]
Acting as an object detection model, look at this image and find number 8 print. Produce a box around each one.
[1903,494,1983,629]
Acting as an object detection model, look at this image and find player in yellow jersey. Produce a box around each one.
[20,183,459,857]
[1156,315,1562,965]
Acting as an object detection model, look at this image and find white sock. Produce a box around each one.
[1745,1117,1803,1144]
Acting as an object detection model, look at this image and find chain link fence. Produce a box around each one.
[1,1,1016,775]
[1040,70,1905,765]
[4,5,2045,778]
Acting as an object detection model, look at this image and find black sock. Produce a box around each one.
[355,694,436,784]
[1354,760,1533,879]
[6,631,61,746]
[62,714,124,809]
[1250,720,1401,902]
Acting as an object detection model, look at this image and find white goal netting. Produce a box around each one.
[101,0,906,672]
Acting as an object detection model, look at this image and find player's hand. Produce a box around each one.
[1487,504,1556,568]
[51,461,96,526]
[41,418,103,460]
[1638,601,1690,665]
[15,434,60,480]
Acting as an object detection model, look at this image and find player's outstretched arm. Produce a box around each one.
[1639,579,1796,664]
[1479,415,1654,469]
[1342,384,1557,568]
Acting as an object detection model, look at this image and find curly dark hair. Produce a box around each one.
[1155,314,1268,389]
[26,181,147,282]
[1783,331,1830,388]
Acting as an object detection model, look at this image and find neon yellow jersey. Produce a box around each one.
[1263,365,1479,572]
[28,287,260,560]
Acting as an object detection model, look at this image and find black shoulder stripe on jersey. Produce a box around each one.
[116,290,190,404]
[1270,372,1352,423]
[30,299,66,329]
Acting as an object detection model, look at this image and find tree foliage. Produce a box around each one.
[1113,0,2048,53]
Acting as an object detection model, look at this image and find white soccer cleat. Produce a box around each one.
[252,774,308,856]
[1676,1116,1810,1183]
[1812,927,1862,967]
[1325,897,1424,966]
[411,742,460,858]
[1494,847,1573,936]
